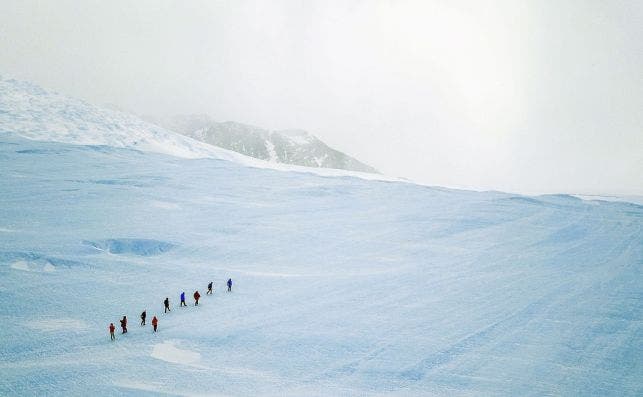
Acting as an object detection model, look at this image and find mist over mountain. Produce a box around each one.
[150,114,379,174]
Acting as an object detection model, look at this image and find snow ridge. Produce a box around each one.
[0,77,258,163]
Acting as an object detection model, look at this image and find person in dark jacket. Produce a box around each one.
[152,316,158,332]
[194,290,201,306]
[140,310,146,326]
[109,323,116,341]
[227,278,232,292]
[207,281,213,294]
[120,316,128,334]
[180,291,187,307]
[164,297,170,313]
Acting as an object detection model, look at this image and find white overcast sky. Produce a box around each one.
[1,0,641,195]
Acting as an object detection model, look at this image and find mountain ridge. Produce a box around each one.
[0,76,393,182]
[149,114,379,174]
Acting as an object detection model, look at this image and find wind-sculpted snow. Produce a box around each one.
[83,239,176,256]
[0,251,90,271]
[0,135,641,396]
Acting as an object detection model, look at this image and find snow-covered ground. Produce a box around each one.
[0,78,642,395]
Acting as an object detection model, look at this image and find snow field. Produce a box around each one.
[0,135,640,395]
[0,76,641,395]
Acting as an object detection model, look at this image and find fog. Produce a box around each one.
[1,0,641,195]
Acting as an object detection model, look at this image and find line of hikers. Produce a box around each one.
[109,278,233,341]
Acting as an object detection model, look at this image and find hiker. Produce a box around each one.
[120,316,128,334]
[109,323,116,341]
[164,297,170,313]
[152,316,158,332]
[140,310,146,326]
[194,290,201,306]
[180,291,187,307]
[207,281,213,294]
[227,278,232,292]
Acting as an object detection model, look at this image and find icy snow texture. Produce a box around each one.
[83,239,176,256]
[0,77,642,396]
[151,340,201,365]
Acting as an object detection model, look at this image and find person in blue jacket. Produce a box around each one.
[227,278,232,292]
[180,291,187,307]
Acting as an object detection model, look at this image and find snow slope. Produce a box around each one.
[0,78,642,396]
[0,77,256,163]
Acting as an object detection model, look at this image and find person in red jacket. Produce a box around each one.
[193,290,201,306]
[151,316,158,332]
[109,323,116,341]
